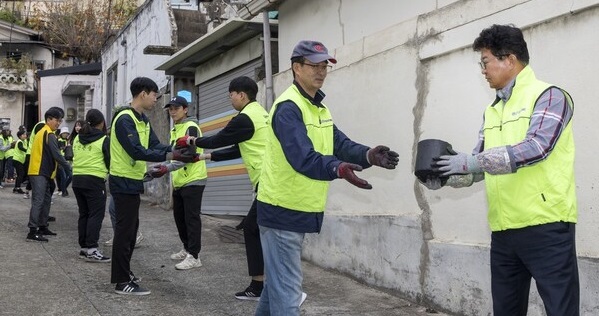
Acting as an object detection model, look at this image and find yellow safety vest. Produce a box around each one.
[483,66,577,231]
[258,85,334,212]
[12,139,27,164]
[169,120,207,189]
[5,136,14,158]
[28,124,58,178]
[73,135,108,179]
[238,101,269,189]
[110,109,150,180]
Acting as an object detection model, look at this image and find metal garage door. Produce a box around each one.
[198,58,262,216]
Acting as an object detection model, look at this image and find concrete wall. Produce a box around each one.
[267,0,599,314]
[39,74,96,132]
[100,0,174,111]
[98,0,178,205]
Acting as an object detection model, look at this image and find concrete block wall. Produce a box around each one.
[270,0,599,314]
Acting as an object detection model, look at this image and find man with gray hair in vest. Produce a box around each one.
[253,40,399,315]
[422,24,579,315]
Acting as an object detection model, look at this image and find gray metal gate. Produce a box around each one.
[198,58,262,216]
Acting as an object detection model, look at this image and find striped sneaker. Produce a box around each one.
[234,285,262,301]
[85,250,111,263]
[114,281,150,295]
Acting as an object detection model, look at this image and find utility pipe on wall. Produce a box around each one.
[262,11,274,110]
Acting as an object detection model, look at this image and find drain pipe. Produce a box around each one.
[262,11,274,110]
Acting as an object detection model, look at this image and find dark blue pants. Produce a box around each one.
[491,222,579,316]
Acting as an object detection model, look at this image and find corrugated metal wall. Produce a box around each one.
[198,58,262,216]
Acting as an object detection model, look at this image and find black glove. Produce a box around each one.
[367,145,399,169]
[167,146,200,163]
[337,162,372,189]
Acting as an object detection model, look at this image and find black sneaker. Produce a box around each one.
[38,228,57,236]
[86,250,111,263]
[26,232,48,242]
[13,188,25,194]
[48,216,56,222]
[79,250,87,259]
[114,281,150,295]
[234,286,262,301]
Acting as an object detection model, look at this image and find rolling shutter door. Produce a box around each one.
[198,59,261,215]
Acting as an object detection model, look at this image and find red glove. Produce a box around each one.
[149,164,168,178]
[175,135,194,149]
[337,162,372,190]
[367,145,399,169]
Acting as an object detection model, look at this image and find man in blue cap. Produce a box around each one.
[253,40,399,315]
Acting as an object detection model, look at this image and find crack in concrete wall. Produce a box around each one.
[337,0,346,45]
[407,26,442,306]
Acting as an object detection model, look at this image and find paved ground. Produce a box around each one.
[0,185,450,316]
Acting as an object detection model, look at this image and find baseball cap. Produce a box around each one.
[164,96,188,108]
[60,126,70,134]
[291,40,337,64]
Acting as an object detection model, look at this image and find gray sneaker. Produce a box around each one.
[85,250,111,263]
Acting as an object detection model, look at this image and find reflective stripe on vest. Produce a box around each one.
[73,135,108,179]
[257,85,334,212]
[169,120,207,188]
[238,102,269,189]
[109,109,150,180]
[483,66,577,231]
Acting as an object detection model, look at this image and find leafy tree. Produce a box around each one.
[0,8,26,26]
[29,0,138,63]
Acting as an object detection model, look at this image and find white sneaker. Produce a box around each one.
[175,254,202,270]
[134,233,144,248]
[105,238,113,246]
[300,292,307,306]
[170,249,189,260]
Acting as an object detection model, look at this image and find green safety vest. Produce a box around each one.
[0,136,8,159]
[257,85,334,212]
[5,136,14,158]
[483,66,577,231]
[12,139,27,164]
[110,109,150,180]
[73,135,108,179]
[238,101,269,189]
[169,120,207,188]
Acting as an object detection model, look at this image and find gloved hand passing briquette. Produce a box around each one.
[367,145,399,169]
[167,146,200,163]
[337,162,372,190]
[435,151,481,176]
[175,135,196,149]
[148,164,169,178]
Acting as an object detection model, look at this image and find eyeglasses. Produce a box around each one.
[51,117,63,123]
[301,62,333,72]
[478,54,509,70]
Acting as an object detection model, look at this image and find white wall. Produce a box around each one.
[99,0,175,112]
[277,0,460,71]
[268,0,599,314]
[39,74,96,132]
